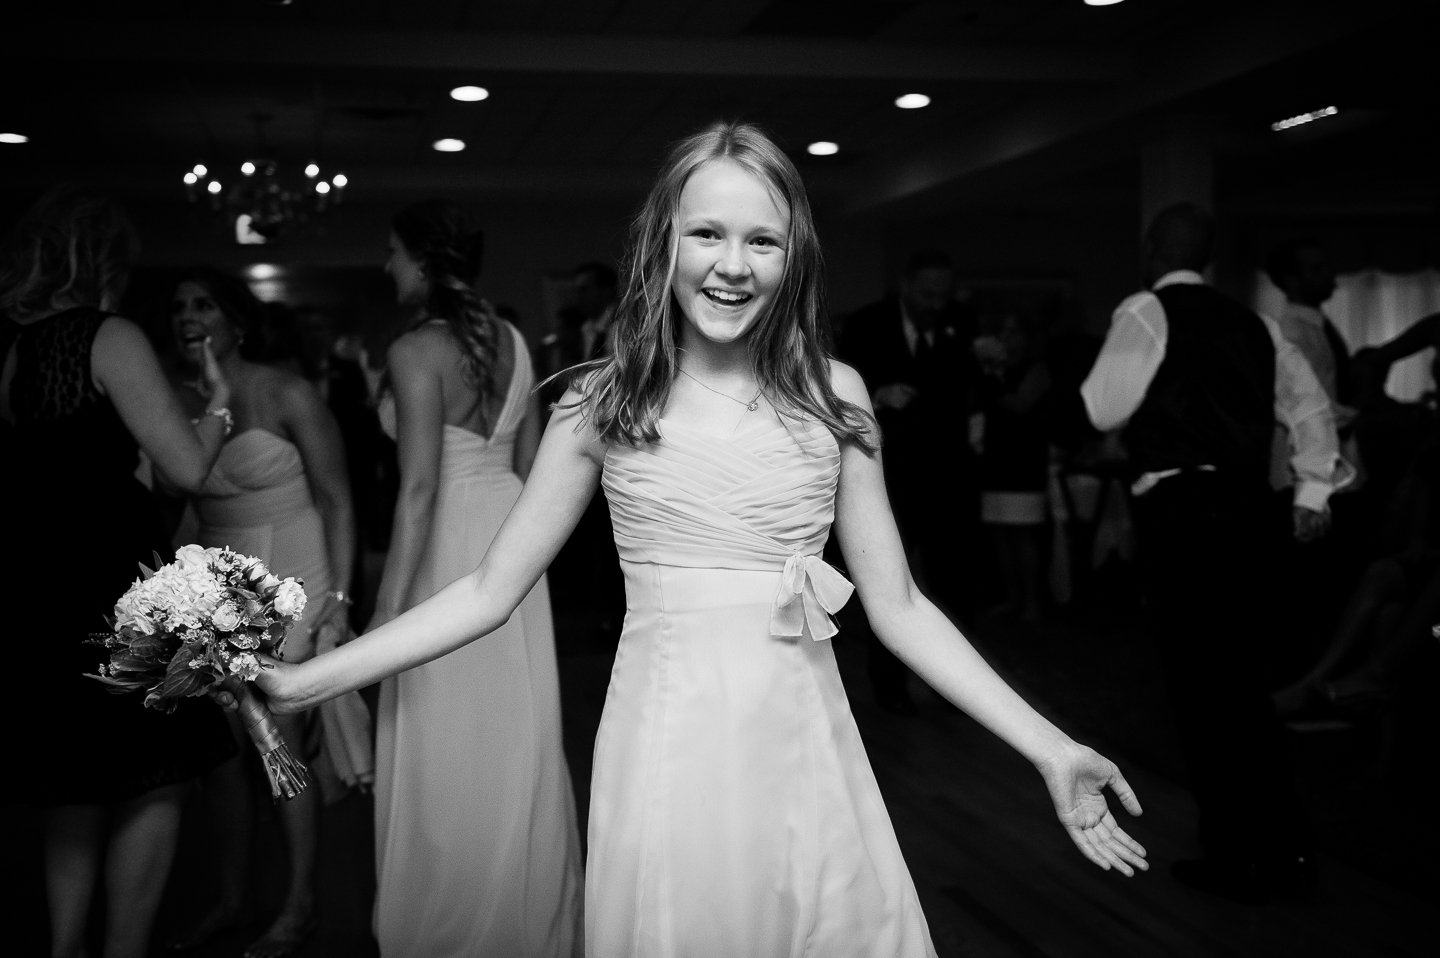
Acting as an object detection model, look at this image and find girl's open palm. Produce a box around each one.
[1041,745,1148,876]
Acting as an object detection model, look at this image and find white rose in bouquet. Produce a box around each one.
[174,544,210,570]
[273,580,307,619]
[212,602,243,632]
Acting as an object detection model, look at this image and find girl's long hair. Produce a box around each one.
[0,186,139,320]
[391,199,502,422]
[572,120,876,452]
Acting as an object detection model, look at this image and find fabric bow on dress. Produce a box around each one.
[772,553,854,641]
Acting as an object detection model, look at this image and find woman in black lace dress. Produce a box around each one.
[0,188,237,958]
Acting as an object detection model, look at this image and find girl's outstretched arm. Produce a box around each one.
[829,360,1148,876]
[256,388,605,712]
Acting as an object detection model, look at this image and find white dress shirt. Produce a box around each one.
[1080,270,1343,512]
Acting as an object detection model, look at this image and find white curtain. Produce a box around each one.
[1252,269,1440,401]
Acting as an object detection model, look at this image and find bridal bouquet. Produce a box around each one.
[89,544,309,800]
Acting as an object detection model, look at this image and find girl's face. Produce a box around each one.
[386,231,428,306]
[171,280,241,365]
[671,158,789,348]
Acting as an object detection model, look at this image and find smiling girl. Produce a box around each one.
[249,122,1147,957]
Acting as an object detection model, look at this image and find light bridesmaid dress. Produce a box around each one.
[590,413,937,957]
[375,321,583,957]
[191,427,374,791]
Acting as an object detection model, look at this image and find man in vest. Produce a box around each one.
[1081,203,1343,904]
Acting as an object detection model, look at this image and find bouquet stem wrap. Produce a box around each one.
[236,684,308,801]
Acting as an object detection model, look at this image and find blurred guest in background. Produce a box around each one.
[0,187,236,958]
[328,332,396,626]
[538,260,626,637]
[1263,240,1362,677]
[371,199,582,956]
[974,313,1052,622]
[164,267,363,958]
[573,259,618,361]
[840,249,977,712]
[1082,203,1343,904]
[1266,239,1353,412]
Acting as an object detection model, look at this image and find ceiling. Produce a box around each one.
[0,0,1434,221]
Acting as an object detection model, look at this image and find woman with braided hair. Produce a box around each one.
[370,199,582,956]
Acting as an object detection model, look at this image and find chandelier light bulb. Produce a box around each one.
[316,181,332,194]
[193,163,208,177]
[433,138,466,153]
[207,180,222,194]
[304,163,320,178]
[184,172,198,185]
[450,86,490,102]
[0,132,29,144]
[332,173,348,188]
[241,161,256,176]
[895,93,931,109]
[806,141,839,156]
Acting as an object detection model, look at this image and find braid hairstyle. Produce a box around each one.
[391,199,502,425]
[568,120,876,453]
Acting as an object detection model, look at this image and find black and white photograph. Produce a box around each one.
[1,2,1435,956]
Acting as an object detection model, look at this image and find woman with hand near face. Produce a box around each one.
[254,124,1147,957]
[164,268,360,958]
[369,200,582,958]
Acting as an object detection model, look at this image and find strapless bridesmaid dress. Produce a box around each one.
[191,428,374,790]
[591,414,936,957]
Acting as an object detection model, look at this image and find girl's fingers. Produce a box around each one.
[1108,769,1143,817]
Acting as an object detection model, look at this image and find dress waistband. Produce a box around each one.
[196,479,315,528]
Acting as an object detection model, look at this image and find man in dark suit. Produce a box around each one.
[1082,204,1341,904]
[839,250,978,713]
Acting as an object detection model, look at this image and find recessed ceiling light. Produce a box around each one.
[0,132,29,144]
[207,180,222,194]
[433,138,466,152]
[332,173,348,188]
[304,163,320,177]
[895,93,931,109]
[247,264,280,280]
[807,141,839,156]
[193,163,208,177]
[451,86,490,102]
[241,161,256,176]
[1084,0,1125,6]
[1271,106,1338,132]
[183,172,198,185]
[316,181,332,194]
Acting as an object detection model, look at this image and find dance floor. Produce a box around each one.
[9,601,1434,957]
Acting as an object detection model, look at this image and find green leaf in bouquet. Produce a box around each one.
[109,650,161,673]
[138,561,156,580]
[158,659,211,701]
[153,550,168,570]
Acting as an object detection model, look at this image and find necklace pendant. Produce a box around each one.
[746,400,759,412]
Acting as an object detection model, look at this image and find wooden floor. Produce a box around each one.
[8,604,1435,957]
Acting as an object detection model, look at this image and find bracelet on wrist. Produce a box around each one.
[327,590,353,606]
[195,406,235,437]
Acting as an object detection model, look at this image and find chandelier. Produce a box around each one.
[184,158,347,245]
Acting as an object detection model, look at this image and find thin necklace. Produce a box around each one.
[676,363,763,412]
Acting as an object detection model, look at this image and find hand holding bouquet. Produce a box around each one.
[89,544,310,800]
